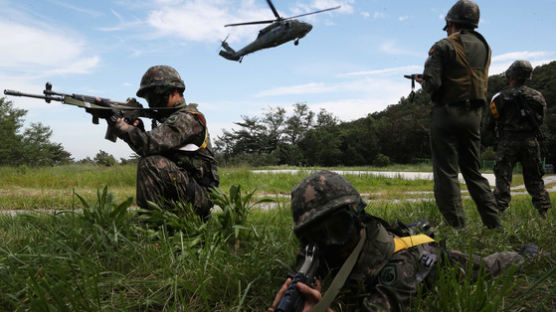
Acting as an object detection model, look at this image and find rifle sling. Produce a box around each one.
[310,228,367,312]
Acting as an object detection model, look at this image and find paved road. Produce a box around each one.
[254,169,556,189]
[254,169,495,184]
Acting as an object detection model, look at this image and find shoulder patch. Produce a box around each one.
[378,265,397,286]
[489,92,501,119]
[428,46,435,55]
[166,114,179,124]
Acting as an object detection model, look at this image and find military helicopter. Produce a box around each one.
[219,0,340,62]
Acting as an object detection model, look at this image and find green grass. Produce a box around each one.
[0,164,553,311]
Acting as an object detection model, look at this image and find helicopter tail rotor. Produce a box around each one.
[218,36,241,61]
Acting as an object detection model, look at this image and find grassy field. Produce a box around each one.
[0,164,534,210]
[0,164,553,311]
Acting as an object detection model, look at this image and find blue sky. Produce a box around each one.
[1,0,555,160]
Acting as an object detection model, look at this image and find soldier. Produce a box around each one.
[415,0,500,229]
[110,65,219,220]
[269,170,536,312]
[484,60,551,217]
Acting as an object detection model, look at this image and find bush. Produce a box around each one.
[94,150,117,166]
[374,153,391,167]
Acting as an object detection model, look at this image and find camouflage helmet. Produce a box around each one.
[136,65,186,98]
[505,60,533,80]
[291,170,365,238]
[443,0,480,31]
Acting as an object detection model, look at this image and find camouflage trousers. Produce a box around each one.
[136,155,213,220]
[445,249,525,280]
[493,137,551,216]
[430,105,500,228]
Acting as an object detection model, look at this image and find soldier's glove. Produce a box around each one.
[106,111,123,126]
[128,118,145,131]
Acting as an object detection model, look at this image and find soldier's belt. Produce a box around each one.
[393,234,435,253]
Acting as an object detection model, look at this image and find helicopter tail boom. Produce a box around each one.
[219,41,242,61]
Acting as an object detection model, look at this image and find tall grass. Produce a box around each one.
[0,187,553,311]
[0,164,553,310]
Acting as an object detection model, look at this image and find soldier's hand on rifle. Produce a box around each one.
[131,118,145,131]
[269,278,331,312]
[415,75,424,85]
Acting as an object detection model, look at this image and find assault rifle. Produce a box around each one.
[275,245,320,312]
[4,83,163,142]
[404,74,423,102]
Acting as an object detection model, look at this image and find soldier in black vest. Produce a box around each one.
[484,60,551,217]
[416,0,500,229]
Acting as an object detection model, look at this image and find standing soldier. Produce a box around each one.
[416,0,500,229]
[484,60,551,217]
[111,65,219,220]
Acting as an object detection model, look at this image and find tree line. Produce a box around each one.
[215,61,556,167]
[2,61,555,168]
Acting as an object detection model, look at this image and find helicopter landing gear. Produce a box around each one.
[294,38,299,46]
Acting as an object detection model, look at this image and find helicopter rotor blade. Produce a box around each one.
[225,20,276,27]
[266,0,281,19]
[283,5,341,20]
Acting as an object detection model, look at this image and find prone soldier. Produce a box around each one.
[269,171,535,312]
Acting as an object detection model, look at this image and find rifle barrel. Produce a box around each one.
[4,89,62,102]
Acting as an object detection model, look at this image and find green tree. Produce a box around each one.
[21,123,72,166]
[94,150,116,167]
[0,98,26,165]
[0,97,72,166]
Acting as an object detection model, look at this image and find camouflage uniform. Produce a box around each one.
[113,66,219,219]
[421,0,499,229]
[485,76,551,216]
[290,171,525,311]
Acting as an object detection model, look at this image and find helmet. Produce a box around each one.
[136,65,185,98]
[505,60,533,80]
[443,0,480,30]
[291,170,365,239]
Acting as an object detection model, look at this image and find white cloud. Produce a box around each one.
[398,16,408,21]
[380,40,422,57]
[146,0,352,44]
[47,0,104,18]
[492,51,552,63]
[146,0,273,43]
[373,12,385,19]
[309,0,354,14]
[490,51,555,75]
[96,9,144,32]
[0,20,99,77]
[255,82,327,97]
[254,75,411,107]
[338,65,421,77]
[361,11,370,18]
